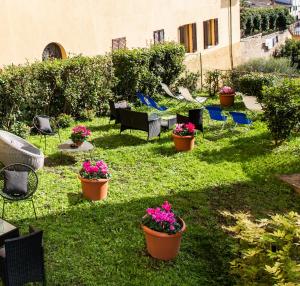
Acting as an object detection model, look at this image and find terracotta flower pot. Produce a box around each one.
[142,218,186,260]
[172,133,195,152]
[78,175,109,201]
[219,93,235,107]
[72,141,84,147]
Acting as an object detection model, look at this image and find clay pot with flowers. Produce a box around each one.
[219,86,235,107]
[70,125,91,147]
[172,122,196,152]
[141,201,186,260]
[78,160,111,201]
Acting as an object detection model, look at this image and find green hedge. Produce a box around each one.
[241,7,294,37]
[0,55,115,128]
[112,42,185,101]
[275,38,300,69]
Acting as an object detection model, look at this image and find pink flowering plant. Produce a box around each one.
[71,125,91,143]
[80,160,111,180]
[173,122,196,136]
[142,201,182,234]
[219,86,235,95]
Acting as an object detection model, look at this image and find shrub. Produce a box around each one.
[275,39,300,69]
[56,113,74,128]
[204,70,222,96]
[261,79,300,144]
[78,109,96,121]
[6,121,30,139]
[175,71,200,93]
[112,42,185,101]
[222,211,300,286]
[236,58,298,75]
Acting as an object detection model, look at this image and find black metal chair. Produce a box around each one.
[109,100,131,124]
[0,164,38,219]
[0,226,46,285]
[177,108,204,133]
[33,115,61,150]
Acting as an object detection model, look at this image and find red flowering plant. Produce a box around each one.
[80,160,111,180]
[173,122,196,136]
[142,201,182,234]
[219,86,235,95]
[71,125,91,143]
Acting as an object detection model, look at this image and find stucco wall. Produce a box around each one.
[0,0,240,70]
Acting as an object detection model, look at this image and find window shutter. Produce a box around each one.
[214,18,219,45]
[179,26,185,45]
[203,21,208,49]
[192,23,197,52]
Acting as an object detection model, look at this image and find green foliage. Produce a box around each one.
[175,71,200,93]
[241,7,294,37]
[78,109,96,121]
[275,39,300,69]
[234,72,278,100]
[112,42,185,101]
[261,79,300,145]
[0,55,115,127]
[5,121,30,139]
[223,211,300,286]
[204,70,222,96]
[236,58,298,75]
[56,113,74,128]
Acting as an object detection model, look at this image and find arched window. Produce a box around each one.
[42,43,66,61]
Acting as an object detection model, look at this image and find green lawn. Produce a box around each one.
[5,97,300,285]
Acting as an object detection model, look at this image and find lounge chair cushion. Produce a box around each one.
[4,170,28,195]
[37,117,52,133]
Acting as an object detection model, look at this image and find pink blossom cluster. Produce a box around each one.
[83,160,108,175]
[173,122,195,136]
[219,86,235,95]
[147,201,176,231]
[72,125,91,138]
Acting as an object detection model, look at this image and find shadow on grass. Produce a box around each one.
[45,153,76,167]
[87,123,119,133]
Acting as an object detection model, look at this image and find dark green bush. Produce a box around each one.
[0,55,115,127]
[261,79,300,144]
[175,71,200,93]
[204,70,222,97]
[240,7,294,37]
[112,42,185,101]
[56,113,74,128]
[275,39,300,69]
[78,109,96,121]
[5,121,30,139]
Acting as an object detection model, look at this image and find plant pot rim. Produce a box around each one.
[172,133,194,139]
[141,217,186,238]
[219,93,235,96]
[78,175,110,183]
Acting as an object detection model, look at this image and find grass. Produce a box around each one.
[4,96,300,285]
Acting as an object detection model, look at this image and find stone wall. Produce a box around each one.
[240,29,292,64]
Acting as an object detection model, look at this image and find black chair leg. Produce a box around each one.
[2,201,5,219]
[31,200,37,220]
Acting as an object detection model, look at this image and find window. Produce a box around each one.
[42,42,66,61]
[203,19,219,49]
[179,23,197,53]
[112,37,126,51]
[153,29,165,44]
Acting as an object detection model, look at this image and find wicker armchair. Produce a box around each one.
[33,115,61,150]
[118,109,161,140]
[0,164,38,219]
[0,226,45,285]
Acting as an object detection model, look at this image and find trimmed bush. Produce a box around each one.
[275,38,300,69]
[262,79,300,144]
[5,121,30,139]
[175,71,200,93]
[0,55,115,128]
[112,42,185,101]
[56,113,74,128]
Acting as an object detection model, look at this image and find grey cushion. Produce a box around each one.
[37,117,52,133]
[4,170,28,196]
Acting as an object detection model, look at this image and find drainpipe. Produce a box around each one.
[229,0,234,69]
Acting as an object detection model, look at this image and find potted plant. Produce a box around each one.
[70,125,91,147]
[219,86,235,107]
[141,201,186,260]
[172,122,196,152]
[78,160,111,201]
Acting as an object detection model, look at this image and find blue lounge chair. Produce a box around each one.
[205,106,227,129]
[229,112,252,129]
[145,96,168,111]
[136,92,151,107]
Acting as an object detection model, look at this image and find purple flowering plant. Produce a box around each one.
[80,160,111,180]
[173,122,196,136]
[219,86,235,95]
[71,125,91,143]
[142,201,182,234]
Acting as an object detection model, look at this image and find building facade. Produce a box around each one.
[0,0,240,71]
[275,0,300,19]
